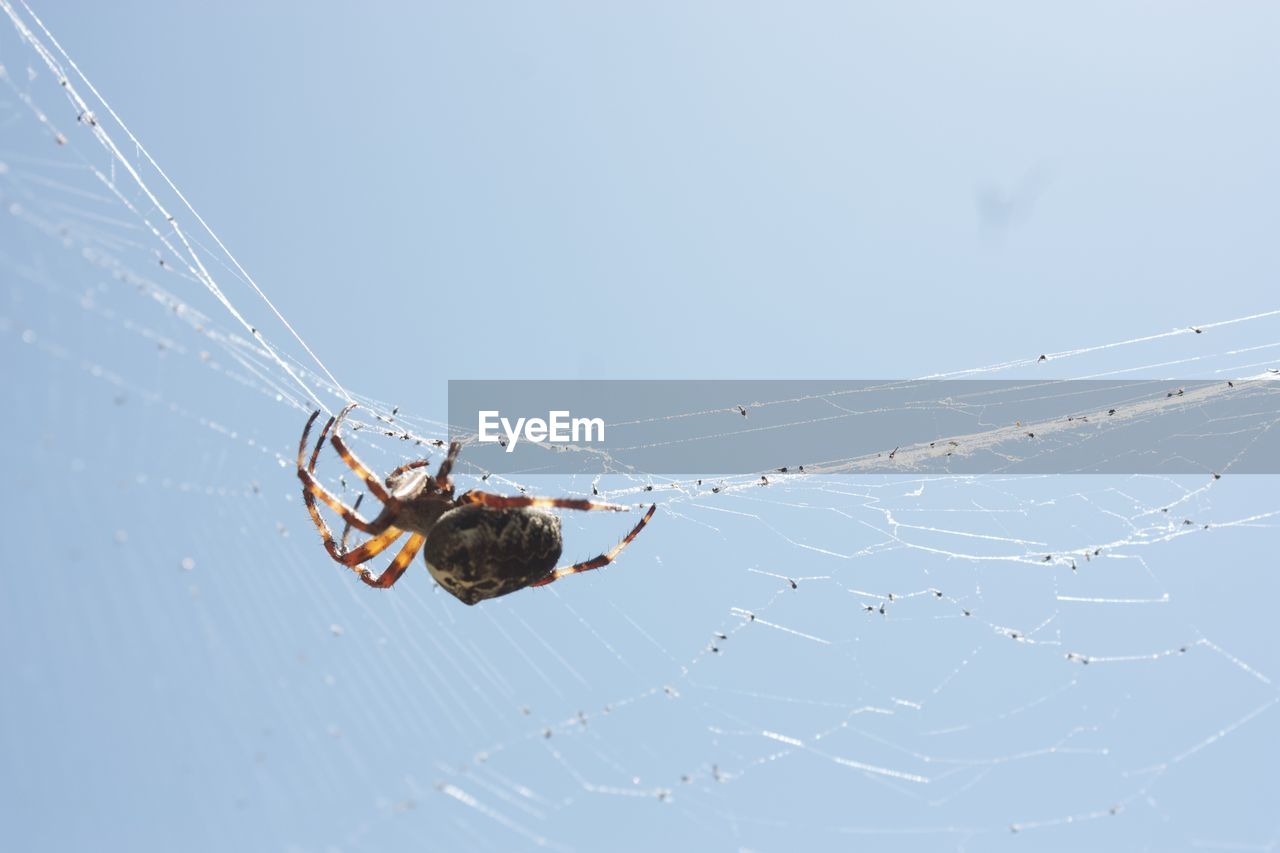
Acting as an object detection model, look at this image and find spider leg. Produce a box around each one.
[340,493,365,553]
[530,504,657,588]
[387,459,431,480]
[358,533,425,589]
[300,469,405,567]
[385,442,459,492]
[337,525,406,567]
[298,410,384,534]
[459,490,629,513]
[434,441,462,492]
[328,403,394,504]
[298,408,422,587]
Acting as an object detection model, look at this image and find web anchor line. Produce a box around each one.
[2,0,352,412]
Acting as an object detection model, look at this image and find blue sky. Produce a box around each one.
[2,3,1279,851]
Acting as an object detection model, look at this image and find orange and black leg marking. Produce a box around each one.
[459,491,629,513]
[334,525,406,567]
[298,410,402,572]
[302,489,403,567]
[340,493,365,553]
[298,410,385,535]
[358,533,425,589]
[434,441,462,492]
[387,459,432,481]
[531,504,657,587]
[328,403,395,505]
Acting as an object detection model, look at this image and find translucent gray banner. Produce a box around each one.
[448,380,1280,476]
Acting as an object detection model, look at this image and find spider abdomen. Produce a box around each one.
[423,505,563,605]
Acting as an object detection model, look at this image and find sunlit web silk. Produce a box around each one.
[2,4,1280,851]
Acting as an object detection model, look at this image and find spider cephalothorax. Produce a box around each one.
[297,404,656,605]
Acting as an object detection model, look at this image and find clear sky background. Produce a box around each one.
[2,3,1278,852]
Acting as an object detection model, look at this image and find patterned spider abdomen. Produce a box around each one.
[423,505,563,605]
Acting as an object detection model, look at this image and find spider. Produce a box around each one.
[297,404,656,605]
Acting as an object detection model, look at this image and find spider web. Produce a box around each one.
[3,4,1279,851]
